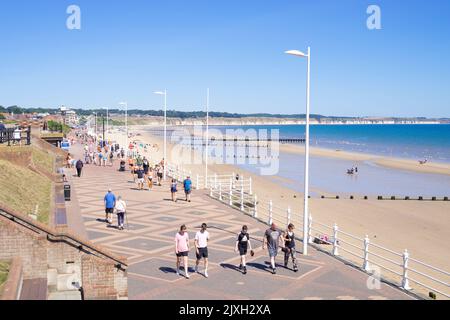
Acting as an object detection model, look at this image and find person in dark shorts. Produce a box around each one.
[283,223,298,272]
[234,225,253,275]
[194,223,210,278]
[175,225,190,279]
[104,188,116,225]
[170,179,178,202]
[263,223,283,274]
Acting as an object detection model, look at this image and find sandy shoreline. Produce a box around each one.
[106,126,450,296]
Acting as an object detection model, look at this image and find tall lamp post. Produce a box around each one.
[205,88,210,188]
[285,47,311,256]
[93,112,98,143]
[154,90,167,180]
[119,102,128,156]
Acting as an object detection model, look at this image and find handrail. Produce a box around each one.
[0,205,128,268]
[409,257,450,276]
[208,185,450,299]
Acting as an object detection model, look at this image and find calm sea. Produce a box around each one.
[210,124,450,163]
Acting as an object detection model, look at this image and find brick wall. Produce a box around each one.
[0,212,128,300]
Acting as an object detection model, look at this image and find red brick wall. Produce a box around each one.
[0,215,128,300]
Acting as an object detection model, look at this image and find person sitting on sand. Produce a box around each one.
[419,158,428,165]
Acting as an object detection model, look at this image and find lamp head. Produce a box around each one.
[285,50,308,58]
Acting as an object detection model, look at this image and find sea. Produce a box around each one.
[147,124,450,197]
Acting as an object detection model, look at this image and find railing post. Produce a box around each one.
[269,200,273,225]
[253,194,258,218]
[214,173,218,189]
[363,235,370,271]
[196,174,200,190]
[332,224,339,256]
[232,172,235,188]
[249,177,253,195]
[210,185,213,197]
[219,183,222,201]
[287,206,291,227]
[402,249,411,290]
[308,214,313,244]
[229,178,233,206]
[240,184,244,211]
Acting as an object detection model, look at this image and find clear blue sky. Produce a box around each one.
[0,0,449,117]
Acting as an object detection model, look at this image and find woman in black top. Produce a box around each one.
[234,225,253,274]
[283,223,298,272]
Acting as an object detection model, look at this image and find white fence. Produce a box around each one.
[208,184,450,300]
[166,163,253,194]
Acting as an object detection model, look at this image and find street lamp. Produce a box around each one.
[286,47,311,256]
[205,88,210,188]
[93,112,98,142]
[154,90,167,180]
[119,102,128,157]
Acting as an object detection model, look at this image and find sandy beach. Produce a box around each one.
[106,126,450,297]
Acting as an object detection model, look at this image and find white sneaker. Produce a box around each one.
[185,273,190,279]
[204,271,208,278]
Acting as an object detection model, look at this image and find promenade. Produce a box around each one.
[68,144,413,300]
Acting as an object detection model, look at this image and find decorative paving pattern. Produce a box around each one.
[69,144,414,300]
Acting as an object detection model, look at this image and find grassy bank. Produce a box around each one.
[0,145,54,224]
[0,261,9,296]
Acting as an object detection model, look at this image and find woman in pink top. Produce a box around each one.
[175,225,190,279]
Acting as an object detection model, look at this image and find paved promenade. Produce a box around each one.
[68,145,413,300]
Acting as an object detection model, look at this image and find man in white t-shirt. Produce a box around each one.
[115,196,127,230]
[194,223,210,278]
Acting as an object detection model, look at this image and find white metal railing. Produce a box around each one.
[166,163,253,194]
[207,184,450,300]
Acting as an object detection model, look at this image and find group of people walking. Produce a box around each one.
[173,222,299,279]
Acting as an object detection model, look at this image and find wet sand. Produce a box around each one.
[281,144,450,176]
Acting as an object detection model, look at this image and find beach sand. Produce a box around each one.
[108,127,450,297]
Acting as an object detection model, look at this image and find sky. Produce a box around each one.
[0,0,449,118]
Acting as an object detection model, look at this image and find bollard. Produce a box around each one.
[287,207,291,227]
[308,215,313,244]
[363,235,370,271]
[219,183,222,201]
[402,249,411,290]
[332,224,339,256]
[253,195,258,218]
[269,200,273,225]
